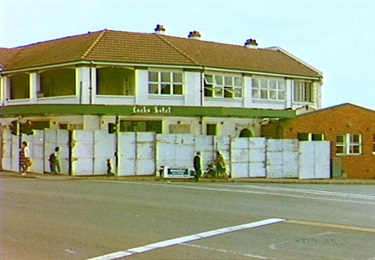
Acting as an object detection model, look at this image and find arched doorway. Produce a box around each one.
[239,128,253,138]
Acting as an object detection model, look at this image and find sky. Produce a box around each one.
[0,0,374,110]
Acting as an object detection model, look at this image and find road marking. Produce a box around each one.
[288,220,375,233]
[87,218,286,260]
[104,181,375,205]
[182,243,275,259]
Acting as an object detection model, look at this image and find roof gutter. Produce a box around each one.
[0,61,204,75]
[204,67,322,80]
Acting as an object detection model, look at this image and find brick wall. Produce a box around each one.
[261,104,375,179]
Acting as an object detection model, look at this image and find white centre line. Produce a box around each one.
[87,218,286,260]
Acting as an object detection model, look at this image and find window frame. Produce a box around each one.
[336,133,362,155]
[206,124,217,136]
[148,71,183,96]
[96,67,135,96]
[204,74,243,99]
[252,77,286,101]
[9,73,30,100]
[297,133,324,141]
[293,80,316,103]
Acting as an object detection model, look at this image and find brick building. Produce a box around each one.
[261,103,375,179]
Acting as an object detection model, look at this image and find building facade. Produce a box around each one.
[0,26,322,138]
[261,103,375,179]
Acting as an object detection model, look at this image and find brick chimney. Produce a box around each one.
[188,31,201,40]
[244,39,258,49]
[154,24,166,34]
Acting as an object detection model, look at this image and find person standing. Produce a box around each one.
[54,147,61,174]
[193,152,202,181]
[19,141,30,175]
[49,147,60,174]
[215,151,226,178]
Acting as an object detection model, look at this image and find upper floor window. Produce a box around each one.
[336,134,362,155]
[9,73,29,100]
[148,71,183,95]
[293,80,316,103]
[40,69,75,97]
[204,74,243,99]
[97,67,135,96]
[252,77,286,101]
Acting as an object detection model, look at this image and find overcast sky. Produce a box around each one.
[1,0,374,110]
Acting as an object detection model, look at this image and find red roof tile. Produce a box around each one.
[1,29,322,78]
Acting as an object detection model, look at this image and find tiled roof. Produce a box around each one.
[0,47,20,69]
[296,103,375,118]
[1,29,322,78]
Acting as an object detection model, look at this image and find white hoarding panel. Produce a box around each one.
[122,159,136,176]
[72,130,94,175]
[118,133,136,176]
[315,141,331,179]
[30,130,44,173]
[136,159,155,175]
[299,142,315,179]
[1,131,12,171]
[231,163,248,178]
[249,162,266,177]
[94,130,115,175]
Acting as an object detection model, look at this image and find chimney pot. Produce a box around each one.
[154,24,166,34]
[188,31,201,39]
[245,38,258,49]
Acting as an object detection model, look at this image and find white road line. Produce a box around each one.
[102,181,375,205]
[182,243,275,259]
[87,218,286,260]
[235,184,375,200]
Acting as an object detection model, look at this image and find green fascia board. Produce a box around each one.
[0,104,295,119]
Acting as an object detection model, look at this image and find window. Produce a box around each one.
[97,67,135,95]
[336,134,362,155]
[204,74,243,99]
[40,69,75,97]
[9,73,30,99]
[206,124,217,135]
[121,121,162,133]
[293,80,316,102]
[148,71,183,95]
[373,134,375,154]
[297,133,324,141]
[252,77,286,101]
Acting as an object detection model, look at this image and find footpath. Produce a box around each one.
[1,171,374,185]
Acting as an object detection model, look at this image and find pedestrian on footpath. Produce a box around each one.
[19,141,30,175]
[194,151,202,181]
[49,147,60,174]
[214,151,227,178]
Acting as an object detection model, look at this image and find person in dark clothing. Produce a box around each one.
[107,158,114,176]
[193,152,202,181]
[49,147,60,174]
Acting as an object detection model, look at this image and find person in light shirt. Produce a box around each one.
[19,141,30,175]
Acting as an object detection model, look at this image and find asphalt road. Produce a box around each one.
[1,176,374,260]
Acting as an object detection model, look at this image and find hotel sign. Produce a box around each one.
[133,106,172,114]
